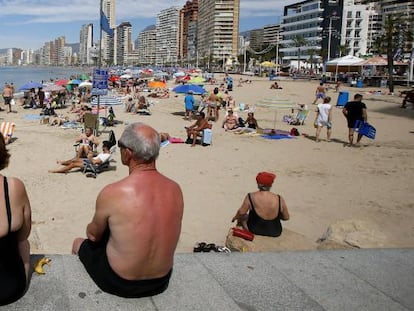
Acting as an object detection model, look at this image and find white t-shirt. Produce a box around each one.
[93,153,110,163]
[317,103,332,123]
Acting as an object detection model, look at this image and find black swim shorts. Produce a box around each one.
[78,238,172,298]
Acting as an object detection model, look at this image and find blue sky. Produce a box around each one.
[0,0,298,50]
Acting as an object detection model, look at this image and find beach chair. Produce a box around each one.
[289,110,309,125]
[83,145,117,178]
[0,122,16,144]
[83,113,99,135]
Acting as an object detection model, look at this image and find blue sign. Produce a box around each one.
[92,69,109,96]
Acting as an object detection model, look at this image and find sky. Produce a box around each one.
[0,0,298,50]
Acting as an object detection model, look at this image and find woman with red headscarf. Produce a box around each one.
[231,172,289,237]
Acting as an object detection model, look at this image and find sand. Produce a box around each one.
[2,74,414,253]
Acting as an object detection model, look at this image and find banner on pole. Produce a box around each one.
[92,69,109,96]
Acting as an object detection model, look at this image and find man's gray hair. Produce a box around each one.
[120,122,160,162]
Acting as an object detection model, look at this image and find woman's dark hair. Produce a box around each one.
[0,135,11,170]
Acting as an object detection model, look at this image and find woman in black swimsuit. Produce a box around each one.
[0,135,32,305]
[232,172,289,237]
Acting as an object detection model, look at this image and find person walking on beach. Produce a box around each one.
[2,84,13,113]
[0,135,32,305]
[312,82,326,105]
[342,93,367,146]
[72,123,184,298]
[315,96,333,142]
[184,90,195,120]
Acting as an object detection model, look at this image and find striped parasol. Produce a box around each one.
[91,95,122,106]
[256,98,297,128]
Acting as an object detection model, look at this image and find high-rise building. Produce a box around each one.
[79,23,94,65]
[156,7,180,65]
[249,29,264,51]
[280,0,344,66]
[197,0,240,69]
[101,0,116,65]
[116,22,132,66]
[179,0,198,64]
[138,27,157,65]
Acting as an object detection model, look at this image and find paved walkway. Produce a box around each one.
[1,249,413,311]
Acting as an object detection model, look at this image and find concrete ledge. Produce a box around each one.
[1,249,413,311]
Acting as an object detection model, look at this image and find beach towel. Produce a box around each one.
[160,140,170,148]
[168,137,184,143]
[261,135,293,140]
[24,114,44,121]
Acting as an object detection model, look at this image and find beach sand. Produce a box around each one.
[2,75,414,253]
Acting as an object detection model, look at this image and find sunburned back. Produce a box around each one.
[106,171,183,280]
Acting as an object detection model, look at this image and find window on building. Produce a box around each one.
[347,11,352,18]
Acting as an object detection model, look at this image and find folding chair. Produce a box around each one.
[0,122,16,144]
[83,145,117,178]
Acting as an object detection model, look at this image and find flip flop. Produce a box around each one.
[202,243,217,252]
[216,246,231,253]
[193,242,206,252]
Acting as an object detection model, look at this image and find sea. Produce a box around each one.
[0,66,92,94]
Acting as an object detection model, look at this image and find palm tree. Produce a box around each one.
[292,35,307,72]
[338,45,347,57]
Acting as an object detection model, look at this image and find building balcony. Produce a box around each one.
[282,27,323,37]
[282,8,323,22]
[281,17,323,28]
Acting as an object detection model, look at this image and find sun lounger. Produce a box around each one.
[0,122,16,144]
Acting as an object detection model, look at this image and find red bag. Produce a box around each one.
[232,227,254,241]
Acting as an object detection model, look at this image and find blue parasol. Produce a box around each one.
[173,84,206,95]
[18,82,44,91]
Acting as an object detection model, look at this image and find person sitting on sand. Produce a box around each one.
[270,82,282,89]
[222,110,238,131]
[231,172,289,237]
[185,111,210,147]
[134,95,148,112]
[49,141,111,174]
[75,127,99,158]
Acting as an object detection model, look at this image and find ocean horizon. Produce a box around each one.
[0,66,93,93]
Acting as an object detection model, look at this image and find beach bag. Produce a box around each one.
[108,130,116,147]
[290,127,300,136]
[354,120,376,139]
[202,129,212,145]
[232,227,254,241]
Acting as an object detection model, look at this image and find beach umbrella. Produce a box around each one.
[120,74,132,79]
[148,81,166,89]
[68,79,82,85]
[261,61,278,68]
[55,79,68,86]
[173,71,185,77]
[109,75,120,82]
[18,81,43,91]
[256,99,297,128]
[78,81,93,88]
[173,84,206,95]
[79,74,90,81]
[91,95,122,106]
[42,84,65,92]
[188,76,205,84]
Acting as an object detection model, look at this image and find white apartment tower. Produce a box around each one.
[101,0,116,65]
[156,7,179,65]
[80,23,94,65]
[197,0,240,66]
[116,22,132,66]
[138,27,156,65]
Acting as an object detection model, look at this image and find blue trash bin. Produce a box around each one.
[336,91,349,107]
[356,79,363,88]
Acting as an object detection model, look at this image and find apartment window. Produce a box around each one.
[356,11,361,18]
[347,11,352,18]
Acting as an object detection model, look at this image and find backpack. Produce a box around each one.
[108,130,116,147]
[290,127,300,136]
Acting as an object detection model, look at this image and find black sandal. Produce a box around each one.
[202,243,217,252]
[193,242,206,252]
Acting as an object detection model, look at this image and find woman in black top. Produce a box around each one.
[232,172,289,237]
[0,135,32,305]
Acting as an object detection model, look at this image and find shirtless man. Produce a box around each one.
[72,123,183,298]
[2,83,13,113]
[75,127,99,158]
[222,110,238,131]
[185,111,210,147]
[312,82,326,105]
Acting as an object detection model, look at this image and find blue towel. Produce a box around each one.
[261,135,293,140]
[24,114,43,120]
